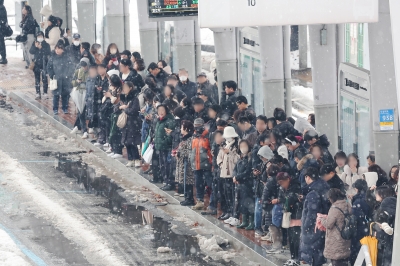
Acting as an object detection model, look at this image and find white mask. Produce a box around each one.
[73,41,80,46]
[37,37,43,42]
[225,137,234,142]
[240,147,249,154]
[179,75,188,82]
[63,32,68,38]
[113,61,119,66]
[110,48,117,54]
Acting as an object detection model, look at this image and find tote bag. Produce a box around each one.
[142,144,154,164]
[282,212,292,228]
[117,112,127,129]
[49,76,58,91]
[272,204,283,227]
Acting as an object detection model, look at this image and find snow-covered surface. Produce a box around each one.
[0,228,32,266]
[0,150,127,266]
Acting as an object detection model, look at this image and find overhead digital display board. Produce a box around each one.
[148,0,198,19]
[199,0,378,28]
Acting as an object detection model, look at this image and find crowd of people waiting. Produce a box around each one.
[6,4,399,266]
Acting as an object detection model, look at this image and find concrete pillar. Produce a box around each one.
[174,20,196,81]
[51,0,72,30]
[283,25,292,117]
[299,25,308,70]
[76,0,95,43]
[123,0,130,51]
[105,0,125,51]
[194,19,202,75]
[309,24,338,154]
[136,0,158,64]
[213,28,238,98]
[368,0,399,169]
[258,26,284,117]
[29,0,42,24]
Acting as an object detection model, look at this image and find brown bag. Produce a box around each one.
[29,61,35,70]
[117,112,127,129]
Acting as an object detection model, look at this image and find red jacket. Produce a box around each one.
[191,130,212,171]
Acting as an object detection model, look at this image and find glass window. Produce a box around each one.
[239,53,253,103]
[159,22,176,72]
[345,23,364,68]
[341,95,356,155]
[252,58,264,115]
[356,102,370,166]
[95,0,106,48]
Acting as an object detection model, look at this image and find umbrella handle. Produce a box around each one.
[369,222,375,236]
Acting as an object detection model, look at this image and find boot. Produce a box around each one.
[236,214,248,229]
[245,214,255,230]
[180,184,195,206]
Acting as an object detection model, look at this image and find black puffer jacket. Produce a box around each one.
[65,44,82,66]
[274,121,299,138]
[46,51,75,96]
[220,92,237,117]
[20,14,36,35]
[193,107,209,123]
[0,4,7,33]
[29,40,51,70]
[233,154,252,185]
[120,89,142,146]
[120,70,145,91]
[262,175,280,227]
[176,80,197,100]
[278,178,303,220]
[315,134,334,164]
[327,174,346,194]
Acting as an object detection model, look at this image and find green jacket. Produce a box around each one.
[71,67,89,88]
[154,113,176,151]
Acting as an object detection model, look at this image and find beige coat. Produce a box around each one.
[217,144,240,178]
[45,27,61,50]
[321,199,352,260]
[340,165,368,195]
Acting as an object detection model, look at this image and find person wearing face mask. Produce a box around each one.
[65,33,81,66]
[147,62,168,88]
[103,43,121,70]
[175,68,197,100]
[29,31,51,100]
[91,43,104,65]
[233,140,255,230]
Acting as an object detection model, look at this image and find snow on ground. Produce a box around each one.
[0,150,128,266]
[0,228,32,266]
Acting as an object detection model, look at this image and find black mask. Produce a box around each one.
[195,126,205,134]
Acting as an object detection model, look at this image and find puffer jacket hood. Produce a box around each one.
[40,5,52,17]
[316,134,330,148]
[258,146,274,160]
[309,178,331,196]
[379,197,397,221]
[297,154,319,170]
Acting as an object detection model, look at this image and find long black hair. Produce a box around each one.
[22,5,32,21]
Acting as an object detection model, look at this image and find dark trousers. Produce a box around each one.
[74,107,87,132]
[331,259,348,266]
[110,134,123,155]
[97,120,110,144]
[209,175,226,212]
[151,148,161,182]
[159,150,172,185]
[194,170,213,201]
[126,144,140,161]
[288,226,301,260]
[53,94,69,111]
[0,35,5,59]
[223,178,235,215]
[34,69,48,94]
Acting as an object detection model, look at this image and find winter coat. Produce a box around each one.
[120,70,145,91]
[327,174,346,194]
[274,121,299,138]
[120,90,142,146]
[321,199,352,260]
[233,154,253,185]
[300,178,331,266]
[20,14,36,35]
[373,197,397,266]
[262,175,280,227]
[193,108,210,124]
[191,130,213,171]
[211,83,219,104]
[314,134,334,164]
[198,80,213,96]
[182,106,194,121]
[154,113,175,151]
[278,178,303,220]
[64,45,80,66]
[71,68,89,88]
[247,129,268,149]
[288,145,308,176]
[234,154,255,214]
[220,92,237,117]
[29,40,51,71]
[171,118,182,150]
[45,26,61,50]
[174,88,187,103]
[140,103,154,143]
[340,165,368,195]
[217,141,240,178]
[0,4,7,34]
[351,192,372,244]
[46,51,75,96]
[147,69,168,88]
[240,126,257,145]
[387,178,398,193]
[81,49,95,65]
[99,98,113,128]
[176,80,197,100]
[297,154,320,189]
[175,133,194,185]
[85,77,101,120]
[102,55,121,70]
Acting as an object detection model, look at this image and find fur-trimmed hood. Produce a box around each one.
[297,154,319,171]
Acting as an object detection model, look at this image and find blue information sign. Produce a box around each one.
[379,109,394,131]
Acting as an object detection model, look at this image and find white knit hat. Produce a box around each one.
[107,69,120,77]
[222,126,239,139]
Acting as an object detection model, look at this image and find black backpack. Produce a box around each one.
[333,206,357,240]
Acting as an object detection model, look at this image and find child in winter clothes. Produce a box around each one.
[218,126,240,225]
[84,65,100,138]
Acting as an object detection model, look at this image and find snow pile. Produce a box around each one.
[196,235,235,263]
[0,150,128,266]
[0,229,32,266]
[157,247,172,253]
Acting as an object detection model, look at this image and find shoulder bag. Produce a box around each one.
[117,111,127,129]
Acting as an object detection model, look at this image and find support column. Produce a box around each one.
[309,24,338,154]
[283,25,292,117]
[194,19,202,75]
[123,0,130,51]
[174,20,196,81]
[51,0,72,30]
[137,0,158,64]
[369,0,399,169]
[105,0,125,50]
[213,28,238,98]
[298,25,308,70]
[76,0,95,43]
[258,26,284,117]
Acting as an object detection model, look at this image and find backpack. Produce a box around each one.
[333,206,357,240]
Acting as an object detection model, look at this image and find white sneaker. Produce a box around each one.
[105,147,112,153]
[107,152,115,157]
[265,247,283,254]
[88,128,94,134]
[93,142,102,147]
[103,143,110,147]
[81,132,89,139]
[112,154,123,159]
[70,126,79,134]
[35,93,41,100]
[224,217,234,224]
[229,218,240,226]
[135,160,141,167]
[126,161,134,167]
[43,93,49,99]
